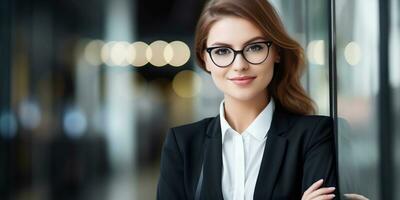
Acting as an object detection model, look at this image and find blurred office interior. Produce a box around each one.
[0,0,399,199]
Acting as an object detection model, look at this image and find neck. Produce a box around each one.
[223,91,270,133]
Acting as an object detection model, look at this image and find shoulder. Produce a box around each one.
[286,113,334,147]
[277,106,332,130]
[167,116,217,144]
[277,110,333,141]
[162,116,217,156]
[290,114,332,128]
[171,116,215,134]
[273,104,332,133]
[274,111,335,157]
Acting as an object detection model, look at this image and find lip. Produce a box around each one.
[229,76,256,86]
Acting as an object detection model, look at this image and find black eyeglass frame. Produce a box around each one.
[205,41,273,68]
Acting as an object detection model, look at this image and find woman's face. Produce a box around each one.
[204,16,280,102]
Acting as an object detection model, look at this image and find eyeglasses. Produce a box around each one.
[205,41,273,68]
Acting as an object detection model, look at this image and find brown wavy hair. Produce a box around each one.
[194,0,316,115]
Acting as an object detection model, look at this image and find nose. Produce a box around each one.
[231,53,249,71]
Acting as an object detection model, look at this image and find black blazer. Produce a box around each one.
[157,105,339,200]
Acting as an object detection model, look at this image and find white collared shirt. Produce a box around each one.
[220,98,275,200]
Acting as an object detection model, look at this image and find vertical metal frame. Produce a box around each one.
[304,0,310,93]
[328,0,337,119]
[328,0,340,196]
[378,0,393,199]
[0,0,11,111]
[0,0,12,197]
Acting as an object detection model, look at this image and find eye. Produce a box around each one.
[213,48,232,56]
[246,44,265,52]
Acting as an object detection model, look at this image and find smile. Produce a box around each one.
[229,76,256,86]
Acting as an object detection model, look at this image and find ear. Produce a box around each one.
[274,48,281,63]
[275,54,281,63]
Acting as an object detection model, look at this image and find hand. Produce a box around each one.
[343,193,369,200]
[302,179,336,200]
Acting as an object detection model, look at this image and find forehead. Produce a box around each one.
[207,16,265,46]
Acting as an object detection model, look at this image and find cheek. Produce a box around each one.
[208,72,226,93]
[207,67,228,90]
[269,64,275,80]
[210,68,226,82]
[259,63,275,84]
[268,64,275,77]
[204,57,224,76]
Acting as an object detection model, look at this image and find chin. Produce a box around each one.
[226,91,260,102]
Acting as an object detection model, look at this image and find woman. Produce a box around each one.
[157,0,339,199]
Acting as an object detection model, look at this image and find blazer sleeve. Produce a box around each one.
[157,128,186,200]
[301,117,340,198]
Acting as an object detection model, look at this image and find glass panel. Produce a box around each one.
[336,0,380,199]
[303,0,330,115]
[390,0,400,199]
[1,0,207,199]
[270,0,330,115]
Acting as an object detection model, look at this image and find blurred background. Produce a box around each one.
[0,0,399,199]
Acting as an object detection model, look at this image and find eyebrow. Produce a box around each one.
[209,36,267,47]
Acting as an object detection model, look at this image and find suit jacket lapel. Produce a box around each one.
[202,115,224,200]
[253,105,292,200]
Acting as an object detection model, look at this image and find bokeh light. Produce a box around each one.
[164,41,191,67]
[110,41,130,66]
[63,108,87,139]
[101,41,117,66]
[0,111,18,139]
[307,40,325,65]
[84,40,104,66]
[19,100,42,130]
[146,40,169,67]
[172,70,202,98]
[128,41,149,67]
[344,41,362,66]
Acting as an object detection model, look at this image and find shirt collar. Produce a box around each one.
[219,98,275,142]
[219,100,231,142]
